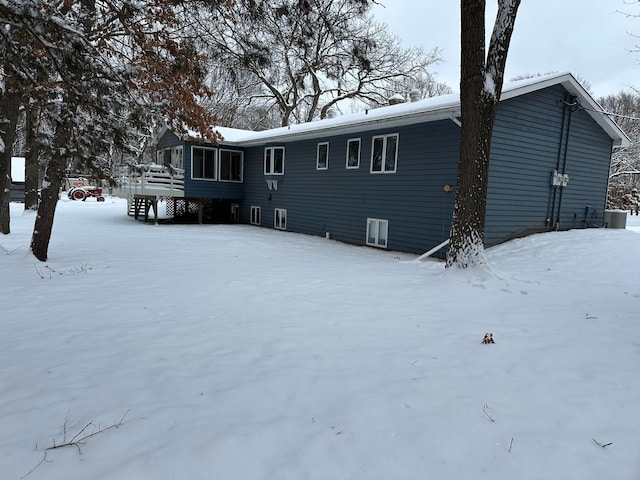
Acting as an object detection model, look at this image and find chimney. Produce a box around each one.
[410,89,422,102]
[388,93,405,105]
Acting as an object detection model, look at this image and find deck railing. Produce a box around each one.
[115,164,185,198]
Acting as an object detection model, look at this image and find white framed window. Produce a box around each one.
[366,218,389,248]
[274,208,287,230]
[171,146,184,170]
[157,148,171,166]
[230,203,240,222]
[346,138,360,169]
[264,147,285,175]
[220,149,243,182]
[192,146,217,180]
[371,134,398,173]
[316,142,329,170]
[250,206,261,225]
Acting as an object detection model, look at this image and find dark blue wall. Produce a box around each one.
[182,141,245,200]
[241,120,460,255]
[155,131,245,200]
[486,85,613,245]
[153,83,615,255]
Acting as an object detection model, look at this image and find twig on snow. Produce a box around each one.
[592,438,612,448]
[21,410,130,479]
[508,437,514,452]
[482,404,495,422]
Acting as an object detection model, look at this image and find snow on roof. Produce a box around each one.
[216,92,462,146]
[160,72,630,148]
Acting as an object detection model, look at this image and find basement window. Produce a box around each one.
[230,203,240,222]
[251,206,261,225]
[366,218,388,248]
[275,208,287,230]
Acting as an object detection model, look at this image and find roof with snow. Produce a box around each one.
[157,72,630,148]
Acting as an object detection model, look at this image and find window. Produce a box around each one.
[251,206,261,225]
[371,134,398,173]
[316,142,329,170]
[192,147,217,180]
[157,147,183,171]
[230,204,240,222]
[274,208,287,230]
[264,147,285,175]
[346,138,360,169]
[366,218,389,248]
[220,149,243,182]
[171,147,184,170]
[156,149,165,164]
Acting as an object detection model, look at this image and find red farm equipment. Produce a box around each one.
[68,185,105,202]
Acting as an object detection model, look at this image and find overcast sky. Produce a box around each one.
[371,0,639,99]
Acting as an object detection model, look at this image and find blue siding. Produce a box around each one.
[182,141,245,200]
[154,131,246,200]
[559,108,612,228]
[153,82,617,255]
[241,120,460,254]
[485,85,613,246]
[156,130,181,149]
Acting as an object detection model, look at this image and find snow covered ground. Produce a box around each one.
[1,197,639,480]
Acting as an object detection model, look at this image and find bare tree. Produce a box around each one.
[446,0,521,268]
[599,91,640,192]
[199,0,445,127]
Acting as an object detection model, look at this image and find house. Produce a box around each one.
[10,157,25,202]
[124,72,629,256]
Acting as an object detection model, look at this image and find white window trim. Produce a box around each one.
[370,133,399,174]
[366,218,389,248]
[346,138,361,169]
[219,149,244,183]
[274,208,287,230]
[191,146,218,181]
[264,146,285,175]
[316,142,329,170]
[250,206,261,226]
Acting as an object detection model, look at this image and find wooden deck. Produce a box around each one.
[114,164,185,199]
[112,164,185,223]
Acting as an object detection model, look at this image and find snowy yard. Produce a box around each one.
[1,197,639,480]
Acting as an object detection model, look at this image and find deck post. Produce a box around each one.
[198,198,203,224]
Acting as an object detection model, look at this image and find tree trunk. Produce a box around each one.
[0,90,23,234]
[30,120,71,261]
[24,101,42,211]
[446,0,521,268]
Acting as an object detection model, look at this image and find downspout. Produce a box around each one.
[548,99,568,228]
[555,96,575,229]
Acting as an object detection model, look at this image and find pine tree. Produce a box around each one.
[0,0,221,260]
